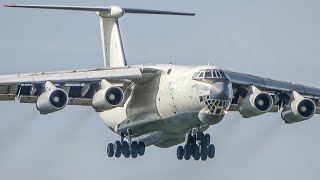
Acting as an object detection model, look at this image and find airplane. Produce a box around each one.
[2,3,320,161]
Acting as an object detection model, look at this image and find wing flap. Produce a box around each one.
[0,94,15,101]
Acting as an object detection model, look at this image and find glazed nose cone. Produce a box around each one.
[210,82,231,100]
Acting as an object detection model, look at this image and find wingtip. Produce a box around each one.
[3,3,16,7]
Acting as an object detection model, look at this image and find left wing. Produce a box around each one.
[225,70,320,123]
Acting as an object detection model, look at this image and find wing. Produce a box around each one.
[224,70,320,116]
[0,66,158,106]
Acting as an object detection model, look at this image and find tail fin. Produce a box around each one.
[4,4,195,68]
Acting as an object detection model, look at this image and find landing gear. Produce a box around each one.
[176,130,215,161]
[106,131,146,158]
[177,146,184,160]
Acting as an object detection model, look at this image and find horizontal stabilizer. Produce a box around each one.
[4,3,195,68]
[3,4,195,16]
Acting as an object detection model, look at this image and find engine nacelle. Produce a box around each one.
[36,88,69,114]
[281,98,316,124]
[92,86,124,112]
[239,92,273,118]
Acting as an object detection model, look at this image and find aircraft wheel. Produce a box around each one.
[200,145,208,161]
[106,143,114,157]
[193,145,200,160]
[184,145,192,160]
[177,146,184,160]
[201,153,208,161]
[122,141,130,158]
[207,144,215,159]
[138,142,146,156]
[204,134,211,146]
[131,141,138,158]
[114,141,122,158]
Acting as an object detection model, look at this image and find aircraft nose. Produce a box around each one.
[210,82,231,100]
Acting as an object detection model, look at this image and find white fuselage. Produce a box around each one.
[99,64,232,147]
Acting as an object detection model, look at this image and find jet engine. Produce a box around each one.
[36,88,69,114]
[92,85,124,112]
[281,98,316,124]
[239,92,273,118]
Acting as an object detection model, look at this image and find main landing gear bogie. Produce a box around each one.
[106,131,146,159]
[177,131,215,161]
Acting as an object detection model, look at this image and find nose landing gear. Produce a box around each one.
[177,131,215,161]
[106,131,146,158]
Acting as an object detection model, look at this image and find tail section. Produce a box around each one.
[4,4,195,68]
[98,8,127,67]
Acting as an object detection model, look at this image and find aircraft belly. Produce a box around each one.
[162,113,201,133]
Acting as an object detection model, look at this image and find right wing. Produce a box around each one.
[0,66,158,106]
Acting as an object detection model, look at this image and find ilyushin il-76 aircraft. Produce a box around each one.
[2,3,320,161]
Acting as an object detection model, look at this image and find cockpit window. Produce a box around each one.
[193,68,226,80]
[212,71,217,78]
[205,70,212,78]
[198,72,204,78]
[220,71,227,79]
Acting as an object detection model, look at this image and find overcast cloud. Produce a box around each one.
[1,0,320,180]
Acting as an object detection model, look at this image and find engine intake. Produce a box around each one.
[36,88,69,114]
[281,98,316,124]
[239,92,273,118]
[92,86,124,112]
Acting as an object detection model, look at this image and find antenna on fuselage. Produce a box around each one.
[4,3,195,68]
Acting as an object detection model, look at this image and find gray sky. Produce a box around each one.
[1,0,320,179]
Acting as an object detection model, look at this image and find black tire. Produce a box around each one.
[138,142,146,156]
[114,141,122,158]
[207,144,215,159]
[184,145,192,160]
[131,141,138,158]
[200,145,208,161]
[177,146,184,160]
[201,153,208,161]
[122,141,130,158]
[204,134,210,146]
[193,145,200,160]
[106,143,114,157]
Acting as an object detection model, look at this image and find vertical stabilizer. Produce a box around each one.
[98,8,127,67]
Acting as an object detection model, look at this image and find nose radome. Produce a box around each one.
[210,82,231,100]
